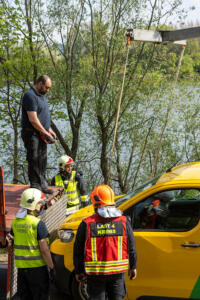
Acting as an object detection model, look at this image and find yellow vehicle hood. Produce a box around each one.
[59,205,94,230]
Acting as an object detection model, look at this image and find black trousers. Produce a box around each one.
[87,273,126,300]
[21,129,47,189]
[17,266,49,300]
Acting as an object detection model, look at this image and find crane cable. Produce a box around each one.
[151,44,185,178]
[108,40,185,184]
[108,38,131,185]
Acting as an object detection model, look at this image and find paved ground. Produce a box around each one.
[0,264,67,300]
[50,284,67,300]
[0,264,7,300]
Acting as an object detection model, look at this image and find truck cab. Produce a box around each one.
[50,162,200,299]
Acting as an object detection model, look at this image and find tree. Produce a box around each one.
[0,0,47,183]
[1,0,200,196]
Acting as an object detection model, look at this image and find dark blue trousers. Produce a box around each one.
[21,129,47,189]
[87,273,126,300]
[17,266,49,300]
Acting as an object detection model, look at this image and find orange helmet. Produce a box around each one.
[90,185,115,209]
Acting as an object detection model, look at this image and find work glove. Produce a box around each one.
[75,273,86,282]
[41,134,55,144]
[49,268,56,284]
[81,200,90,208]
[6,233,14,246]
[81,195,90,208]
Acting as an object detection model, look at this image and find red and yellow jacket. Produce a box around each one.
[84,214,129,275]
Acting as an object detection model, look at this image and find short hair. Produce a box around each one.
[36,75,51,85]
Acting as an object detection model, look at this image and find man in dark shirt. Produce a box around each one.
[74,185,137,300]
[21,75,56,194]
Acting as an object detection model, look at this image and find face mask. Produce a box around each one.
[97,206,122,218]
[16,208,27,218]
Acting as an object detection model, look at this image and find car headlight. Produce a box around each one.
[58,229,74,242]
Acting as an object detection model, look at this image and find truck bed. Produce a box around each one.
[5,184,28,231]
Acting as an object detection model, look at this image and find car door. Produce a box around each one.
[124,188,200,300]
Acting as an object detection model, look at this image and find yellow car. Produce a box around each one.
[50,162,200,299]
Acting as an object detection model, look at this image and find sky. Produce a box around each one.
[181,0,200,24]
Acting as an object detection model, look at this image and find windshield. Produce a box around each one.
[115,176,159,207]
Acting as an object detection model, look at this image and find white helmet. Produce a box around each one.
[58,155,74,171]
[154,191,175,203]
[20,188,46,211]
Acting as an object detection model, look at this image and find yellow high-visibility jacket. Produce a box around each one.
[12,215,47,268]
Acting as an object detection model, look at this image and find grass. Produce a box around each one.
[0,247,8,263]
[0,247,8,254]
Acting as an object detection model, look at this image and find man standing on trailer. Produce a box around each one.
[21,75,56,194]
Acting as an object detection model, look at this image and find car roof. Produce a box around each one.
[116,162,200,209]
[156,162,200,184]
[61,162,200,229]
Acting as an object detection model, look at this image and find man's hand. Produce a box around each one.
[75,273,86,282]
[6,233,14,245]
[41,133,55,144]
[129,268,137,280]
[49,268,56,284]
[48,128,57,140]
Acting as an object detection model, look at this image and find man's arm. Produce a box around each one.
[75,172,87,195]
[126,216,137,279]
[73,220,87,280]
[39,238,54,269]
[27,111,54,140]
[37,220,54,269]
[51,176,56,186]
[76,173,89,207]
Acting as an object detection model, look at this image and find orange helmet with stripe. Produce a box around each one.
[90,185,115,209]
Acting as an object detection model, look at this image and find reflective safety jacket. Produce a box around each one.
[84,214,129,275]
[55,171,80,208]
[12,215,46,268]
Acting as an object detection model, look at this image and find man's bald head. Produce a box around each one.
[35,75,52,95]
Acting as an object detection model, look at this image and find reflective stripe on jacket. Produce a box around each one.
[55,171,80,207]
[84,214,129,275]
[12,214,46,268]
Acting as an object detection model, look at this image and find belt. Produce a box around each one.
[22,127,35,132]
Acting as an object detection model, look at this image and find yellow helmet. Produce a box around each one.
[90,185,115,209]
[20,188,46,211]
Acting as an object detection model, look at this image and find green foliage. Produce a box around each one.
[1,0,200,194]
[179,54,194,77]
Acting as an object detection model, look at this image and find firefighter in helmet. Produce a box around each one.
[137,190,174,229]
[73,185,137,300]
[10,188,55,300]
[51,155,89,211]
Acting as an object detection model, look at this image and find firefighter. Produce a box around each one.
[138,191,174,229]
[51,155,89,211]
[10,188,55,300]
[73,184,137,300]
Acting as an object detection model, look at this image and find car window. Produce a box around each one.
[124,189,200,232]
[115,177,158,207]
